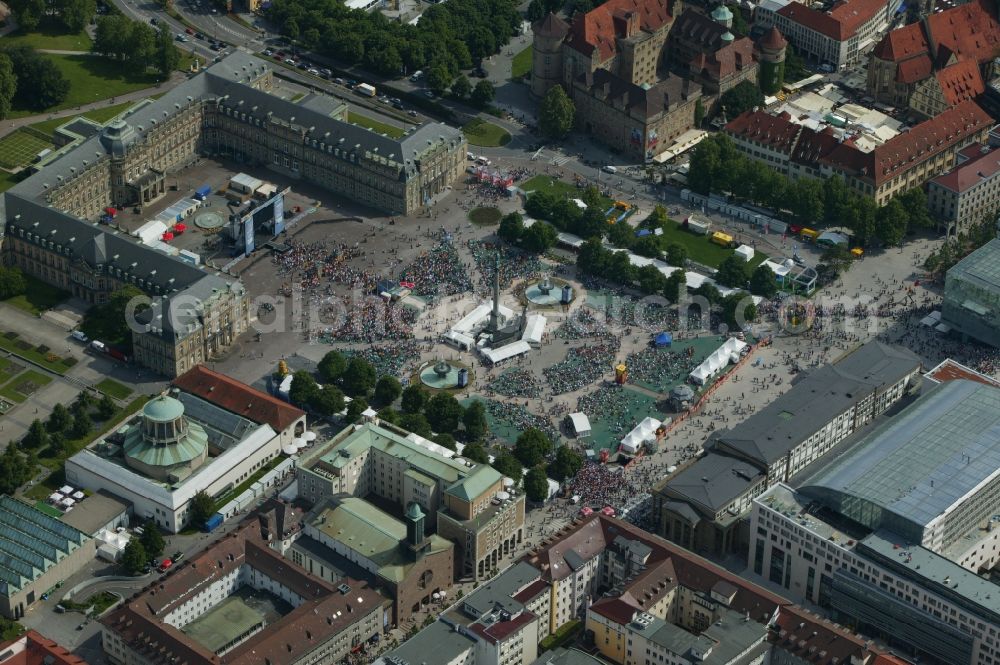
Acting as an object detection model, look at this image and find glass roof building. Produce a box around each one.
[942,238,1000,348]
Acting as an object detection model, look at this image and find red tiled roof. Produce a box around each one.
[935,59,985,105]
[872,18,927,60]
[924,358,1000,386]
[760,26,788,50]
[589,597,640,624]
[512,578,550,603]
[771,606,869,664]
[777,0,888,41]
[724,110,802,152]
[173,365,305,432]
[696,37,756,81]
[895,55,933,83]
[930,144,1000,192]
[566,0,672,60]
[0,631,88,665]
[468,610,537,644]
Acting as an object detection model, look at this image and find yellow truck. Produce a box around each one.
[800,228,819,241]
[711,231,734,247]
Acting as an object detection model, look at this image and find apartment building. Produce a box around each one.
[653,342,921,556]
[296,421,525,580]
[755,0,899,69]
[928,145,1000,236]
[724,99,993,204]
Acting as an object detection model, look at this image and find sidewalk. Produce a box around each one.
[0,71,186,137]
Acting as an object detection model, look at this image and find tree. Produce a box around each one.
[876,198,908,246]
[0,54,15,121]
[521,221,558,253]
[432,432,457,450]
[427,64,451,95]
[79,284,147,352]
[140,521,165,557]
[342,357,377,397]
[97,394,117,421]
[548,444,583,481]
[121,539,147,575]
[663,270,685,304]
[719,80,764,117]
[56,0,97,32]
[47,432,70,458]
[3,47,69,111]
[524,466,549,502]
[156,24,180,78]
[688,134,721,195]
[498,212,525,244]
[749,264,778,298]
[47,404,72,434]
[820,244,853,274]
[491,451,523,483]
[463,401,487,441]
[73,390,96,414]
[539,85,575,139]
[471,80,495,108]
[694,98,705,127]
[0,445,35,495]
[451,74,471,99]
[665,243,687,267]
[189,491,214,527]
[788,178,824,225]
[22,419,49,449]
[425,393,464,433]
[581,185,602,209]
[637,264,666,295]
[400,385,427,414]
[374,376,402,406]
[721,293,757,329]
[345,397,369,424]
[122,21,157,76]
[288,370,319,408]
[311,385,345,417]
[897,188,934,230]
[527,0,545,21]
[400,412,433,438]
[462,440,489,464]
[715,255,750,289]
[6,0,44,31]
[318,350,348,383]
[71,410,92,438]
[514,427,552,467]
[378,406,399,424]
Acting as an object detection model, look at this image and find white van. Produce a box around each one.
[410,70,424,82]
[71,330,88,343]
[476,156,491,166]
[602,165,617,174]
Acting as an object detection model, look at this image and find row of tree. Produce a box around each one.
[6,0,96,33]
[437,75,495,107]
[265,0,519,79]
[22,391,115,458]
[0,46,71,114]
[490,427,583,502]
[93,16,179,78]
[687,134,933,246]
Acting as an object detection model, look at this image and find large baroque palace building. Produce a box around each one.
[1,53,466,377]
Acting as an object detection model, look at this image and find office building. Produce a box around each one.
[653,341,921,556]
[288,496,454,623]
[0,497,95,620]
[65,366,305,533]
[100,521,389,665]
[928,145,1000,236]
[297,421,525,580]
[750,379,1000,664]
[754,0,899,69]
[942,238,1000,348]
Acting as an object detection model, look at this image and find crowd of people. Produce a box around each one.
[468,240,543,292]
[576,385,653,442]
[483,398,560,446]
[555,309,615,340]
[352,342,422,380]
[624,346,698,393]
[402,240,473,297]
[488,368,542,398]
[543,342,620,395]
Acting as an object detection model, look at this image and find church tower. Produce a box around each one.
[758,27,788,95]
[531,13,569,98]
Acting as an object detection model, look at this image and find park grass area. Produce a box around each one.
[96,378,134,400]
[348,111,406,138]
[3,274,70,315]
[462,119,511,147]
[469,206,502,225]
[8,54,161,118]
[662,219,769,270]
[3,22,93,51]
[0,128,53,170]
[24,468,66,501]
[34,394,150,471]
[620,336,722,393]
[0,332,75,374]
[0,369,53,403]
[28,100,139,139]
[62,591,118,615]
[34,501,64,518]
[521,174,614,210]
[511,46,532,79]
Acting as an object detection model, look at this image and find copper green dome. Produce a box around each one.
[406,502,425,520]
[143,395,185,422]
[711,5,733,22]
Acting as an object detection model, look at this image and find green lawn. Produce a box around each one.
[0,332,75,374]
[0,370,53,403]
[28,100,139,139]
[3,275,70,315]
[521,174,614,210]
[8,54,161,118]
[0,128,53,170]
[511,46,532,80]
[37,395,149,471]
[469,206,502,225]
[463,119,511,147]
[661,219,769,269]
[3,22,93,51]
[96,378,133,400]
[347,111,406,138]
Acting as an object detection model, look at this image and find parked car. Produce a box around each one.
[408,110,418,117]
[185,27,194,34]
[149,17,158,24]
[393,100,404,110]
